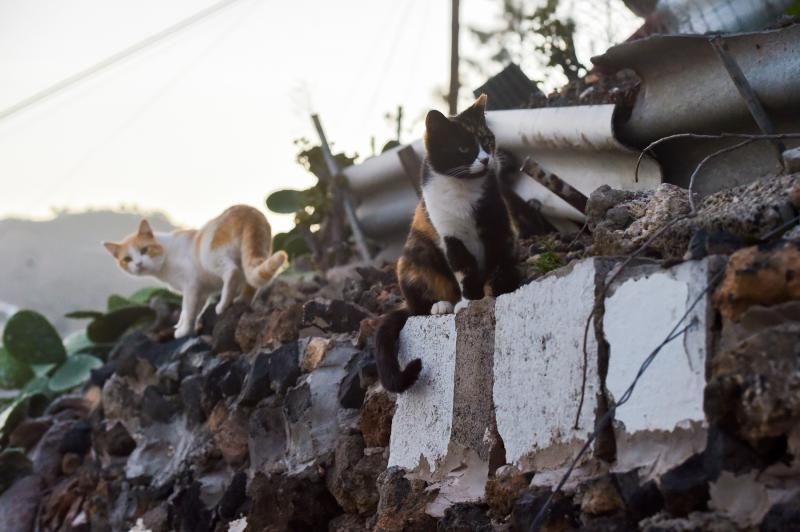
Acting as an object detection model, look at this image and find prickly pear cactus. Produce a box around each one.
[2,310,66,365]
[0,347,34,389]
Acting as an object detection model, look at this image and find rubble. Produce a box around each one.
[712,240,800,320]
[587,174,800,259]
[1,182,799,531]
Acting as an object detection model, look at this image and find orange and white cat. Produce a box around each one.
[103,205,288,337]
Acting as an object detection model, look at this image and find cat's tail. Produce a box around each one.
[375,308,421,393]
[244,251,288,288]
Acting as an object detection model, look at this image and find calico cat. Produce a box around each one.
[376,94,521,393]
[103,205,287,337]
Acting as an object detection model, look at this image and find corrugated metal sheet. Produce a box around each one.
[343,105,662,241]
[594,22,800,194]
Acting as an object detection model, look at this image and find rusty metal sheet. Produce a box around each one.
[595,24,800,144]
[593,23,800,195]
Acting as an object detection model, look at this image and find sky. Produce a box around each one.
[0,0,640,234]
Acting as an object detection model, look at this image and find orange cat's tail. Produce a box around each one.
[244,250,288,287]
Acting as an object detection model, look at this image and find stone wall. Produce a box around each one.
[1,239,799,531]
[389,245,800,530]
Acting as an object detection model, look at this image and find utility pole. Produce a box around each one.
[396,105,403,142]
[448,0,460,115]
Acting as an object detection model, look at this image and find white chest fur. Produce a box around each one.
[422,172,486,270]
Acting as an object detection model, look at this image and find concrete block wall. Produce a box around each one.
[388,257,718,481]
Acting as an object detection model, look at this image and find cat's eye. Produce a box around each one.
[141,246,149,254]
[458,146,470,154]
[123,256,132,263]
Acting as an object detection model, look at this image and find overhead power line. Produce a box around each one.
[0,0,248,123]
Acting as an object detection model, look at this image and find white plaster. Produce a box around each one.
[494,259,599,468]
[605,260,708,434]
[389,315,457,472]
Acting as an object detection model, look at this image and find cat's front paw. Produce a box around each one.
[454,299,471,314]
[174,323,192,338]
[215,301,228,315]
[430,301,454,315]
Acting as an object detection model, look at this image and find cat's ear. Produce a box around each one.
[103,241,120,256]
[137,219,154,238]
[462,93,487,118]
[425,110,449,135]
[471,93,488,112]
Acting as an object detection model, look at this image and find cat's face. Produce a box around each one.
[424,94,496,178]
[103,219,166,276]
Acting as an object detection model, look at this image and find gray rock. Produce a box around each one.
[239,342,301,406]
[325,433,387,514]
[761,491,800,532]
[0,474,42,532]
[783,147,800,173]
[659,454,709,517]
[248,397,288,475]
[284,345,358,471]
[180,374,206,425]
[588,174,800,259]
[302,298,372,333]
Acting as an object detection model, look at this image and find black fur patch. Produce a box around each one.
[375,94,521,394]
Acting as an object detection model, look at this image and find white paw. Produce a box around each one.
[430,301,454,315]
[454,299,471,314]
[215,301,228,315]
[174,323,192,338]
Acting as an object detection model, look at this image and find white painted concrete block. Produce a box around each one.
[494,259,600,469]
[604,259,710,435]
[389,315,457,472]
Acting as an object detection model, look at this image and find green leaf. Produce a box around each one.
[63,331,93,356]
[273,231,311,258]
[87,306,156,343]
[0,348,34,390]
[107,294,133,311]
[266,189,307,214]
[29,365,55,379]
[63,331,114,361]
[64,310,105,320]
[129,286,181,305]
[787,1,800,16]
[0,399,27,441]
[2,310,66,365]
[48,354,103,392]
[22,375,51,393]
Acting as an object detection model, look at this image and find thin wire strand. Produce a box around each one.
[634,132,800,183]
[530,269,723,532]
[575,129,800,426]
[31,0,261,213]
[536,126,800,527]
[0,0,249,123]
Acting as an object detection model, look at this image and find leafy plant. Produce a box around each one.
[267,138,357,267]
[3,311,66,365]
[530,251,565,275]
[0,286,170,440]
[1,309,103,395]
[67,286,176,345]
[0,348,34,390]
[469,0,585,86]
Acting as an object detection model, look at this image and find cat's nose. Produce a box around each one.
[480,157,489,166]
